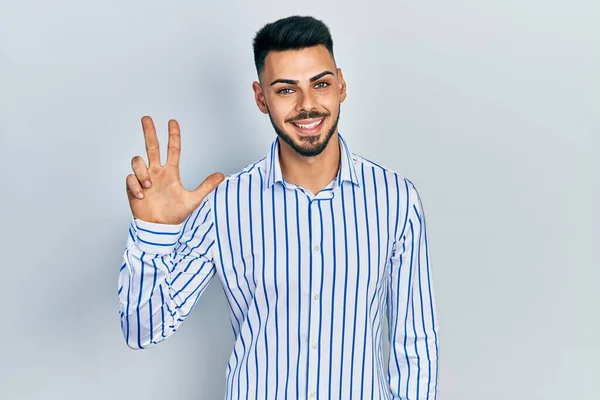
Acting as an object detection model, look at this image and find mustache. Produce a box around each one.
[285,110,330,123]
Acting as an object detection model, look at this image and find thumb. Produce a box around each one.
[191,172,225,203]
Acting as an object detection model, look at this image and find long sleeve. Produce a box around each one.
[117,197,217,350]
[387,180,439,399]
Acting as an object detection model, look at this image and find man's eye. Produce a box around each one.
[314,82,329,89]
[277,88,294,94]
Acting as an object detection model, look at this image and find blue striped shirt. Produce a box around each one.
[118,134,439,399]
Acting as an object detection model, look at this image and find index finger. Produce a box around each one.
[166,119,181,168]
[141,116,161,167]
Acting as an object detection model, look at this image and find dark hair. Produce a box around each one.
[253,16,335,77]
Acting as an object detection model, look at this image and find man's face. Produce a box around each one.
[252,45,347,157]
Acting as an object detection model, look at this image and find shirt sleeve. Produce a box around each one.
[387,179,439,399]
[117,196,217,350]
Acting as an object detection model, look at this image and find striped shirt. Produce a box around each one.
[118,134,439,399]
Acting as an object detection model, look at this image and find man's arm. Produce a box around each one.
[118,197,217,349]
[387,179,439,399]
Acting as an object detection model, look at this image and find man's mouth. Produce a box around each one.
[290,118,325,135]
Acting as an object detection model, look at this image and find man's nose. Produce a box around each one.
[295,90,318,114]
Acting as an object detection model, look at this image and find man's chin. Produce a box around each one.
[293,131,323,144]
[268,113,339,158]
[279,128,335,157]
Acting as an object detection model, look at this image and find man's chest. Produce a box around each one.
[212,191,397,303]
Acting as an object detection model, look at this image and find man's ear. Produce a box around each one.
[252,81,269,114]
[337,68,347,103]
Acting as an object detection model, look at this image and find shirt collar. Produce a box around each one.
[263,133,360,191]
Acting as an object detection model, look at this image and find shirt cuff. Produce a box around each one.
[132,217,185,255]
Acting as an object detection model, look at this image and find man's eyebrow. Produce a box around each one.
[310,71,334,82]
[270,78,298,86]
[269,71,335,87]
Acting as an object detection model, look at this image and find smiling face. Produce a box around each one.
[252,45,347,157]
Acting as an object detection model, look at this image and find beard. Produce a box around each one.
[266,105,341,157]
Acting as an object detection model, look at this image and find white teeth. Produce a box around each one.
[294,119,322,129]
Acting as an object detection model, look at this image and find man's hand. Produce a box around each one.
[126,116,224,225]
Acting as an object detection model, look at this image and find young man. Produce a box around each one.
[119,15,439,400]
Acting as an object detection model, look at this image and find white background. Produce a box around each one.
[0,0,598,399]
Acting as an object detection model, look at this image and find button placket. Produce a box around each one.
[307,199,322,398]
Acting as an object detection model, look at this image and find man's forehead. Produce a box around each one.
[262,45,336,81]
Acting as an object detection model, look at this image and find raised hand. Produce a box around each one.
[126,116,224,225]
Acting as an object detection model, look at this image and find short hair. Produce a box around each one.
[252,16,335,77]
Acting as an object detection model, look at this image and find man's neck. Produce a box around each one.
[278,133,341,196]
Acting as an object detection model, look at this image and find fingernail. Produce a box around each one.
[144,180,151,188]
[137,192,144,199]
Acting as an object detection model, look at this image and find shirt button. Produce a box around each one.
[310,391,316,398]
[312,341,318,349]
[313,294,319,301]
[314,245,320,252]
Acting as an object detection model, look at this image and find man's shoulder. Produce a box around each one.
[352,154,426,214]
[352,153,418,191]
[201,156,267,209]
[216,156,268,189]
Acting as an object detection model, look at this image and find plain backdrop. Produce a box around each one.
[0,0,598,399]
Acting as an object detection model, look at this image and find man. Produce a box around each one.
[119,15,439,400]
